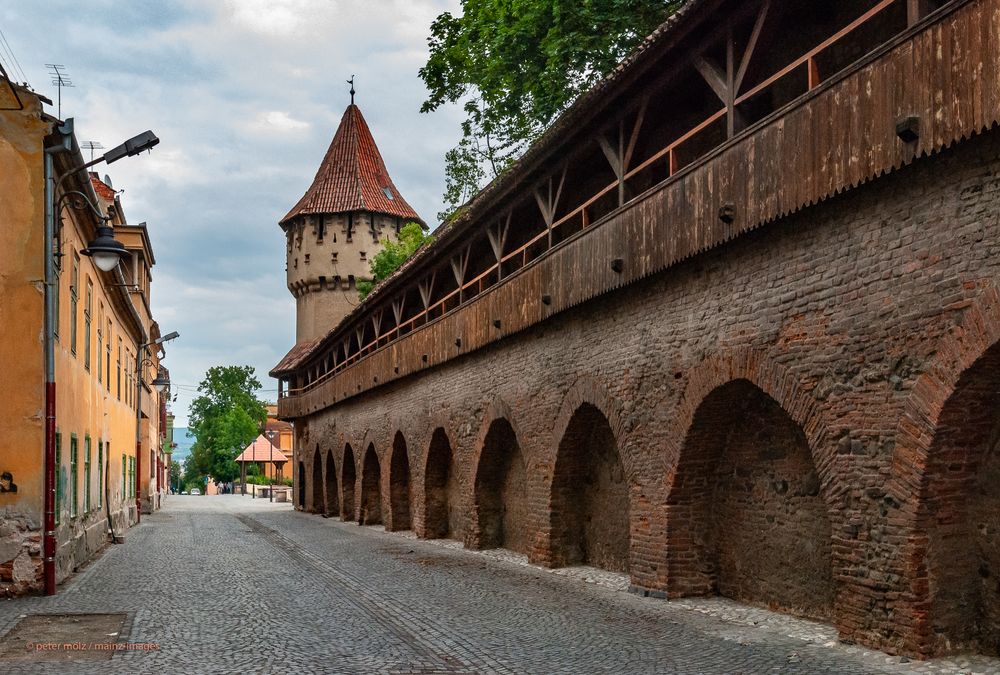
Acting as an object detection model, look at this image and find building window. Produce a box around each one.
[96,305,104,383]
[97,441,104,509]
[316,216,325,241]
[121,453,126,500]
[84,435,91,513]
[84,279,93,370]
[55,432,62,525]
[70,253,79,355]
[70,435,78,518]
[117,338,122,400]
[106,320,112,390]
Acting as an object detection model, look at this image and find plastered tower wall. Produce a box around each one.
[286,212,402,341]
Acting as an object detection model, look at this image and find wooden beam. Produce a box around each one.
[418,272,436,310]
[734,0,770,94]
[694,55,728,103]
[623,96,648,175]
[391,298,404,326]
[371,309,382,338]
[487,213,510,262]
[907,0,932,26]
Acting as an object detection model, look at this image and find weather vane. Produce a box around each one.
[347,75,355,105]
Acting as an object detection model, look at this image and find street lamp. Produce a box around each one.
[151,367,170,394]
[77,130,159,272]
[81,225,128,271]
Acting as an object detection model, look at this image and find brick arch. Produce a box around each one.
[323,446,339,517]
[360,438,383,526]
[664,349,832,482]
[420,422,460,540]
[889,285,1000,505]
[387,430,412,531]
[549,375,633,481]
[544,376,632,571]
[888,286,1000,656]
[467,396,531,552]
[310,444,323,514]
[664,349,836,622]
[340,439,358,522]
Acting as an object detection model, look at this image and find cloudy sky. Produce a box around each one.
[1,0,463,424]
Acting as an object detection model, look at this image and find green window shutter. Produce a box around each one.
[97,441,103,509]
[84,436,91,513]
[55,432,62,525]
[70,435,78,519]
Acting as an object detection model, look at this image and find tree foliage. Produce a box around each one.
[187,365,267,485]
[357,222,434,300]
[420,0,682,220]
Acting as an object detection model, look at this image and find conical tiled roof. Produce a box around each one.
[280,104,423,226]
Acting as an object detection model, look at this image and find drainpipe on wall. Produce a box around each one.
[42,121,72,595]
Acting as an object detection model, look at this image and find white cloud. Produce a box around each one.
[5,0,464,424]
[249,110,311,134]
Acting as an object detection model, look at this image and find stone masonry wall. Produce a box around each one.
[292,127,1000,657]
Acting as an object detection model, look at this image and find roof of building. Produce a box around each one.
[280,104,424,226]
[235,435,288,464]
[89,172,116,202]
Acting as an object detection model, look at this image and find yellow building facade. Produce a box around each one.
[0,78,169,594]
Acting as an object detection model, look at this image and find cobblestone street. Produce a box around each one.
[0,496,997,674]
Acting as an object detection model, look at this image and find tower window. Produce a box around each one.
[294,258,298,269]
[304,254,310,265]
[360,251,367,261]
[316,216,326,241]
[382,186,394,201]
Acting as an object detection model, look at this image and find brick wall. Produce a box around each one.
[292,127,1000,658]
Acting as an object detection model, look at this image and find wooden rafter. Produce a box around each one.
[418,271,436,310]
[487,212,511,262]
[734,0,770,94]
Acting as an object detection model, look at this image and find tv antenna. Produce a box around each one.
[82,141,104,163]
[45,64,73,118]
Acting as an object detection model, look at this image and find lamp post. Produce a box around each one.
[42,123,159,596]
[134,332,177,523]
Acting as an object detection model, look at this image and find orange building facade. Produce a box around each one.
[0,77,170,595]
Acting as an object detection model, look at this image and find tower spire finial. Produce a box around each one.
[347,74,355,105]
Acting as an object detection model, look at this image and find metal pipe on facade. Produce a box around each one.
[42,148,58,596]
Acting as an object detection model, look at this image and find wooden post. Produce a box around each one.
[807,57,821,90]
[907,0,932,26]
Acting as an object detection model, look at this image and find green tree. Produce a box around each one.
[420,0,682,220]
[169,460,181,491]
[187,366,266,485]
[357,222,434,300]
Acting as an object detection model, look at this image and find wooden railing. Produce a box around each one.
[284,0,910,398]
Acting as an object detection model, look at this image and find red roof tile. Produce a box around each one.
[90,172,116,202]
[280,104,423,225]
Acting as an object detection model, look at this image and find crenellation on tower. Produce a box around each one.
[279,103,424,343]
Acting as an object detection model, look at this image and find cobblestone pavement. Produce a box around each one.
[1,496,998,674]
